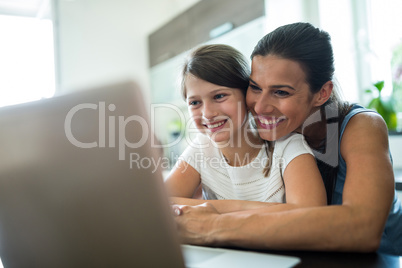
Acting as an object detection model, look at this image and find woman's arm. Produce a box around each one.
[174,113,394,252]
[171,196,281,212]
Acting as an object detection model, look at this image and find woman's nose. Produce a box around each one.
[253,93,274,115]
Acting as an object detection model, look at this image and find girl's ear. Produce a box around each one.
[313,81,333,107]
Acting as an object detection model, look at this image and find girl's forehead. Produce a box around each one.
[185,77,233,96]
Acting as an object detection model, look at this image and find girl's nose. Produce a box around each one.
[202,101,218,120]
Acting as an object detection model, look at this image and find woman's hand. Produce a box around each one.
[172,202,221,245]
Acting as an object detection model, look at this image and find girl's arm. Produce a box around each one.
[166,159,278,212]
[171,151,326,212]
[164,159,201,198]
[174,113,394,252]
[281,152,327,207]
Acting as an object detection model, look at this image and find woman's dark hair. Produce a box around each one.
[181,44,250,99]
[251,22,353,204]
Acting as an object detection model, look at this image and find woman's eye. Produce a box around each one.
[249,84,261,91]
[275,90,290,97]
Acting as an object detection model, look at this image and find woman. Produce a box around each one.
[165,44,326,212]
[173,23,402,255]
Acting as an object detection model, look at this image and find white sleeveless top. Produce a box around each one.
[179,133,313,203]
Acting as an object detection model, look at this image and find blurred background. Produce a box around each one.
[0,0,401,173]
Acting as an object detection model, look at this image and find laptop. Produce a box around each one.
[0,80,300,268]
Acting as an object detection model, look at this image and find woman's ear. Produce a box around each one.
[313,81,333,107]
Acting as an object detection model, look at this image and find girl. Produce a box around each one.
[165,44,326,212]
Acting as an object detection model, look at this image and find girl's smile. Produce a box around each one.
[185,75,247,144]
[203,119,228,132]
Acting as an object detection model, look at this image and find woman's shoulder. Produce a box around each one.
[344,110,387,135]
[341,109,389,156]
[341,104,380,128]
[339,104,387,141]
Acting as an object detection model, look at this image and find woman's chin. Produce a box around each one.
[258,130,286,141]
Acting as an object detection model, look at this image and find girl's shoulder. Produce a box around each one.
[276,132,306,146]
[186,133,212,148]
[183,133,221,158]
[274,133,312,156]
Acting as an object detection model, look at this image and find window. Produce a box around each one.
[367,0,402,96]
[318,0,359,103]
[367,0,402,129]
[318,0,402,131]
[0,15,55,107]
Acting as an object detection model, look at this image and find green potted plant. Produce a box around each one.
[365,81,398,131]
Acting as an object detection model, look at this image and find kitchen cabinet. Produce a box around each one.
[148,0,265,67]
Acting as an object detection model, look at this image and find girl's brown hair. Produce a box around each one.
[181,44,250,99]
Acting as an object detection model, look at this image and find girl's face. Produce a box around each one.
[246,55,322,141]
[185,75,247,144]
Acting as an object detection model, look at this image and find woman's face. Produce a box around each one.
[246,55,321,141]
[185,75,247,144]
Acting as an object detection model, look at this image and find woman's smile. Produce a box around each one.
[246,55,321,141]
[256,115,286,130]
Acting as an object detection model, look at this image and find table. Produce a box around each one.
[260,250,401,267]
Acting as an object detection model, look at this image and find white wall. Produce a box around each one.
[389,136,402,169]
[53,0,402,169]
[53,0,199,103]
[52,0,315,99]
[264,0,318,33]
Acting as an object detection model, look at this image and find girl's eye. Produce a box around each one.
[214,94,226,100]
[188,100,200,106]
